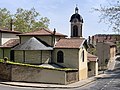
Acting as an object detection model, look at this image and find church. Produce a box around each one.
[0,7,98,84]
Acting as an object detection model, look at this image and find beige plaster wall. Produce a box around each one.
[53,47,88,81]
[95,61,98,76]
[88,61,98,77]
[110,47,116,62]
[53,49,79,68]
[79,47,88,80]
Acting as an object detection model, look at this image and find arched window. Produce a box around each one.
[73,25,78,37]
[57,51,64,63]
[82,50,84,62]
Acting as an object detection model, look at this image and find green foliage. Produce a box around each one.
[116,41,120,48]
[0,8,50,32]
[94,1,120,34]
[0,8,11,29]
[0,59,78,71]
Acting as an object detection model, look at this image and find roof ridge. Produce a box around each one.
[42,28,53,34]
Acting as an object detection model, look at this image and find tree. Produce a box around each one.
[0,8,11,29]
[94,1,120,34]
[0,8,50,32]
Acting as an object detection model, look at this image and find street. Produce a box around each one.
[0,60,120,90]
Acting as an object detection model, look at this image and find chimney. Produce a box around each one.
[52,28,56,46]
[92,36,94,44]
[88,36,91,44]
[53,28,56,35]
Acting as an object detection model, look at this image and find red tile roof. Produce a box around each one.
[87,53,98,62]
[55,38,85,48]
[92,34,120,43]
[0,39,19,48]
[18,28,67,37]
[0,29,21,34]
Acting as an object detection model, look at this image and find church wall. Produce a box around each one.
[53,49,79,68]
[25,51,41,64]
[14,50,24,63]
[0,49,3,59]
[20,36,53,46]
[2,33,19,45]
[42,51,51,63]
[53,47,88,81]
[20,36,31,43]
[14,50,52,64]
[3,49,11,60]
[0,48,10,60]
[71,20,83,37]
[78,47,88,80]
[37,36,53,46]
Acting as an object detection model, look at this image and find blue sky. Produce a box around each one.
[0,0,115,38]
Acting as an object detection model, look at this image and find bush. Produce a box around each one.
[4,57,8,62]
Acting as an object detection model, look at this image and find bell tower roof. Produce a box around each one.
[75,6,78,14]
[70,6,83,23]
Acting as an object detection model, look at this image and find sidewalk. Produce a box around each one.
[0,77,97,89]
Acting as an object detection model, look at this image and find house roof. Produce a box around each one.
[12,37,53,50]
[0,29,21,34]
[104,42,116,47]
[92,34,120,43]
[0,39,19,48]
[18,28,67,37]
[87,53,98,62]
[55,38,85,49]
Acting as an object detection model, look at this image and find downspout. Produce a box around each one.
[23,50,25,63]
[51,28,56,63]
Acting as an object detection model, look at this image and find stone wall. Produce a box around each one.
[0,63,11,80]
[0,62,78,84]
[66,71,78,83]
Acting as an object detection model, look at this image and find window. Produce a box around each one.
[57,51,64,63]
[73,25,78,37]
[82,50,84,62]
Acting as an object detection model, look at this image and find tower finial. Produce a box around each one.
[75,4,78,14]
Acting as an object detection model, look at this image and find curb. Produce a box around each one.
[0,77,96,89]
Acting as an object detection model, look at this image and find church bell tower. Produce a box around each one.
[70,6,83,38]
